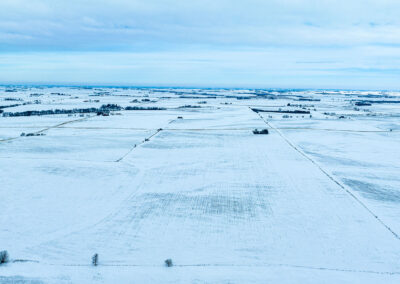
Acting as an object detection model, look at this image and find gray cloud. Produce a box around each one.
[1,0,400,51]
[0,0,399,88]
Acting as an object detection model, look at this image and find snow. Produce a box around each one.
[1,87,400,283]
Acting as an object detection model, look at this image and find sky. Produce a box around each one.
[0,0,400,89]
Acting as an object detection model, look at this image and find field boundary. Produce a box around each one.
[252,108,400,241]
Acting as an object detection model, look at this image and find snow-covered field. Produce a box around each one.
[1,86,400,283]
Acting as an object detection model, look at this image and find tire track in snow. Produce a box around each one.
[72,119,177,241]
[23,119,174,247]
[3,125,397,132]
[252,108,400,241]
[0,156,117,163]
[10,260,400,275]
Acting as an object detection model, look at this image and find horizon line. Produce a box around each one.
[0,83,398,92]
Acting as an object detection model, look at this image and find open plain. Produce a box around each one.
[1,86,400,283]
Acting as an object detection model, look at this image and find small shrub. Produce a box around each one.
[253,129,269,135]
[0,251,9,264]
[165,259,173,267]
[92,253,98,266]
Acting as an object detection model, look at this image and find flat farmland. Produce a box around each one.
[1,87,400,283]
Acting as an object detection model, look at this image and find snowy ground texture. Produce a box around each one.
[1,86,400,283]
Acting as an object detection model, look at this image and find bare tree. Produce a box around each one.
[92,253,98,266]
[0,251,9,264]
[165,259,173,267]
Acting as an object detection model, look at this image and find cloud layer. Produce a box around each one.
[1,0,400,88]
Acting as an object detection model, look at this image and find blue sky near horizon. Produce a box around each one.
[1,0,400,89]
